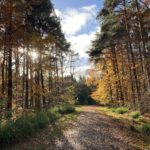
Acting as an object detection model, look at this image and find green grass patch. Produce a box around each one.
[115,107,128,114]
[59,104,75,114]
[47,107,61,122]
[97,107,128,115]
[0,105,76,148]
[0,113,50,147]
[110,107,116,112]
[130,111,141,119]
[142,123,150,136]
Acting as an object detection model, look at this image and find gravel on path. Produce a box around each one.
[7,107,150,150]
[53,108,149,150]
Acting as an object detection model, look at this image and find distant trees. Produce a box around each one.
[0,0,74,118]
[89,0,150,112]
[76,77,96,105]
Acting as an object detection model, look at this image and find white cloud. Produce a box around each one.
[69,26,101,57]
[55,9,61,17]
[55,5,97,35]
[54,5,99,57]
[67,31,96,57]
[81,5,97,12]
[75,64,93,79]
[54,5,99,78]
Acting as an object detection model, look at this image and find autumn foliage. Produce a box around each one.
[88,0,150,113]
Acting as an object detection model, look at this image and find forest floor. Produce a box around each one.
[6,106,150,150]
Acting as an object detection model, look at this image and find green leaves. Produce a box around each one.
[89,0,125,61]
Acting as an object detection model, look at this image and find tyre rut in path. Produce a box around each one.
[53,108,149,150]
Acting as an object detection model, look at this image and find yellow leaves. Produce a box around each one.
[86,76,96,86]
[89,66,111,104]
[91,79,109,104]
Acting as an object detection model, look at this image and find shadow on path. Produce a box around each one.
[53,109,148,150]
[7,107,150,150]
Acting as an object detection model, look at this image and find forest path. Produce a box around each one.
[53,106,149,150]
[8,106,150,150]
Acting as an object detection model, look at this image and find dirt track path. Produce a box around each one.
[8,106,150,150]
[53,107,149,150]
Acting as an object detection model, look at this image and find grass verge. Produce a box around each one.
[8,108,80,150]
[0,104,76,148]
[96,107,150,144]
[95,106,150,149]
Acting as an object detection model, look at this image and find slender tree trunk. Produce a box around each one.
[36,71,41,110]
[49,51,53,92]
[125,43,135,107]
[2,48,6,95]
[7,1,13,113]
[60,52,64,94]
[111,46,124,105]
[111,48,119,102]
[22,49,25,108]
[105,60,113,103]
[113,47,124,104]
[15,48,19,106]
[30,59,34,108]
[120,48,128,103]
[41,68,45,107]
[25,47,29,108]
[7,47,12,111]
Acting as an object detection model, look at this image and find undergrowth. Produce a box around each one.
[130,111,141,119]
[142,123,150,136]
[114,107,128,114]
[0,104,75,148]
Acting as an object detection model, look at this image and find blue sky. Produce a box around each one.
[51,0,104,77]
[52,0,103,10]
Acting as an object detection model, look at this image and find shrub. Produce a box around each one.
[0,120,15,146]
[115,107,128,114]
[34,112,49,129]
[0,105,75,148]
[47,108,61,122]
[130,111,141,119]
[59,105,75,114]
[142,123,150,136]
[110,108,116,112]
[14,116,35,138]
[0,113,50,147]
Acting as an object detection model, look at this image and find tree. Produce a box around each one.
[76,77,95,105]
[0,0,72,118]
[89,0,150,112]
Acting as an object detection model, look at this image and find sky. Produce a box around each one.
[51,0,104,77]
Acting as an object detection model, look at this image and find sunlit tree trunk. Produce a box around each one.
[25,47,29,108]
[2,48,6,95]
